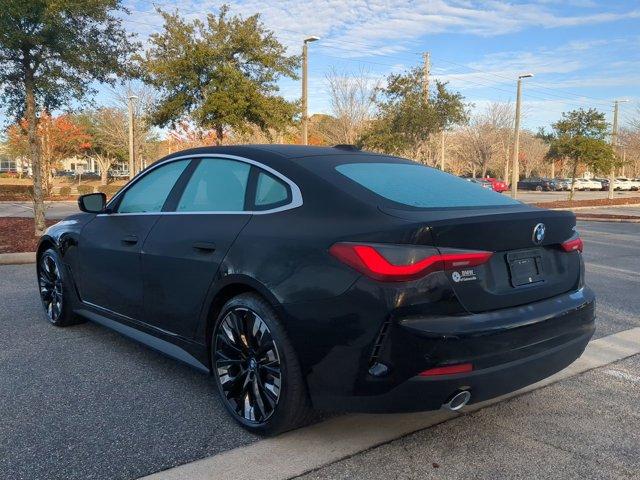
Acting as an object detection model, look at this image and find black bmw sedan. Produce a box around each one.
[37,145,595,434]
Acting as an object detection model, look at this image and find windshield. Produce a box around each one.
[335,162,519,209]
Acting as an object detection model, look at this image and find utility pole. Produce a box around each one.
[127,95,138,180]
[301,36,319,145]
[510,73,534,199]
[608,99,628,199]
[422,52,430,103]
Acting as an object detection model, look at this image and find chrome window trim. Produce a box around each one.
[100,153,303,217]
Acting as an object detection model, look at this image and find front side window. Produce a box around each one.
[117,160,189,213]
[336,162,519,208]
[177,158,250,212]
[255,171,289,208]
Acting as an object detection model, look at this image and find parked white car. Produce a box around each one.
[572,178,602,191]
[617,177,640,191]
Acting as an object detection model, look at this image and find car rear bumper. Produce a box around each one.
[306,287,595,413]
[318,328,592,413]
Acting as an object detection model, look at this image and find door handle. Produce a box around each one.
[193,241,217,252]
[121,235,138,245]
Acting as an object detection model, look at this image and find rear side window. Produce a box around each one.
[177,159,250,212]
[255,171,289,208]
[335,163,519,208]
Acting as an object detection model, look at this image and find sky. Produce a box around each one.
[13,1,640,133]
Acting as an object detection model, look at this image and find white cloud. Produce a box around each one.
[118,1,639,130]
[124,1,640,56]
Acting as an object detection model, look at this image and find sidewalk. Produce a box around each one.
[0,200,78,219]
[300,354,640,480]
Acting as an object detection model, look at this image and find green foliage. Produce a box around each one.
[138,5,299,142]
[551,108,609,140]
[358,69,467,159]
[0,0,136,119]
[77,184,94,195]
[548,136,615,174]
[58,186,71,196]
[546,108,617,175]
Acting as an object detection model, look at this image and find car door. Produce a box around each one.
[77,159,190,320]
[141,157,264,338]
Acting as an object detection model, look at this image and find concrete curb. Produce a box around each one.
[0,252,36,265]
[140,327,640,480]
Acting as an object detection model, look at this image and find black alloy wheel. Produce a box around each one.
[214,307,283,424]
[39,252,64,323]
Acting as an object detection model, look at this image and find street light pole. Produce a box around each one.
[127,95,138,180]
[608,99,628,199]
[301,36,319,145]
[510,73,533,199]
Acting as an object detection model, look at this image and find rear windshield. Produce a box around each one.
[335,162,519,208]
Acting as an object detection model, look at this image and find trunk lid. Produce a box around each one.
[382,205,582,312]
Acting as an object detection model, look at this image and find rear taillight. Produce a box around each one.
[561,237,583,253]
[329,243,493,282]
[419,363,473,377]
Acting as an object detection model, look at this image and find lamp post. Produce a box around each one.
[128,95,138,179]
[301,36,319,145]
[510,73,534,199]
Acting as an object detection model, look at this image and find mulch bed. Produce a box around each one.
[0,218,57,254]
[533,196,640,209]
[574,213,640,220]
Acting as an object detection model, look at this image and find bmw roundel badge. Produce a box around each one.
[532,223,546,245]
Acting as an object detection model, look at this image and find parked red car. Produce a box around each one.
[485,177,509,193]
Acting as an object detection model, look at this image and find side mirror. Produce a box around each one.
[78,193,106,213]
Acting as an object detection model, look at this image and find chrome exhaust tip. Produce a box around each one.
[442,390,471,411]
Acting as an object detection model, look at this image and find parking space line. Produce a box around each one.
[584,263,640,282]
[140,327,640,480]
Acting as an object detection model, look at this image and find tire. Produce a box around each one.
[37,248,85,327]
[211,292,313,435]
[535,185,543,192]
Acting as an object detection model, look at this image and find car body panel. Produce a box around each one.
[141,213,252,338]
[78,214,160,320]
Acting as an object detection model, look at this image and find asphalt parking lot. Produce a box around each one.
[1,220,639,480]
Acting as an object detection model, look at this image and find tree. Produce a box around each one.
[78,109,127,185]
[455,103,513,178]
[320,68,379,145]
[0,0,135,235]
[138,6,299,144]
[519,132,549,178]
[546,108,616,200]
[163,121,221,153]
[619,127,640,178]
[358,68,467,162]
[7,113,91,192]
[620,106,640,177]
[79,99,160,185]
